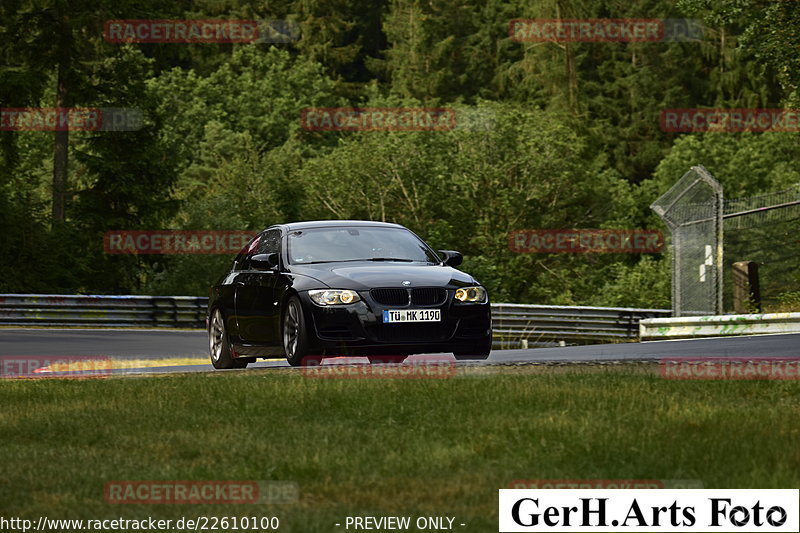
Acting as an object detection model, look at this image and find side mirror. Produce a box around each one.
[438,250,463,267]
[251,253,279,270]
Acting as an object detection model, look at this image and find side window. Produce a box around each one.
[257,229,282,256]
[233,234,261,271]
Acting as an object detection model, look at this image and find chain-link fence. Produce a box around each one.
[652,165,800,317]
[651,165,723,316]
[723,184,800,311]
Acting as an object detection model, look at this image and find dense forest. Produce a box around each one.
[1,0,798,307]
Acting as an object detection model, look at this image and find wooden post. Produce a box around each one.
[732,261,761,314]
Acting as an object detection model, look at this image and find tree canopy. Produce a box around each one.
[1,0,797,307]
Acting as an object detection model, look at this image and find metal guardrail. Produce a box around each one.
[491,303,671,348]
[0,294,671,348]
[640,312,800,340]
[0,294,207,328]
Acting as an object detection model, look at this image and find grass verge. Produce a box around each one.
[1,364,799,532]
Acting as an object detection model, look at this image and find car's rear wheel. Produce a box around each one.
[209,308,248,369]
[453,335,492,361]
[283,296,311,367]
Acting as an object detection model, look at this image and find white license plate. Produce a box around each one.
[382,309,441,323]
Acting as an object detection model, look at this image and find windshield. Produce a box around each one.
[287,227,440,265]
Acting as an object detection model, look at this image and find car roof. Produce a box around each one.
[271,220,406,232]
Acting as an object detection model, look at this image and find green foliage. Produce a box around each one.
[1,0,798,305]
[149,45,343,170]
[678,0,800,104]
[771,291,800,313]
[644,132,800,203]
[372,0,485,103]
[592,255,671,308]
[0,7,180,293]
[294,0,388,96]
[295,101,639,303]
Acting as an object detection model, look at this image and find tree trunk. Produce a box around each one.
[52,10,71,224]
[556,0,579,113]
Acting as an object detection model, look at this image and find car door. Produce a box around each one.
[234,229,281,345]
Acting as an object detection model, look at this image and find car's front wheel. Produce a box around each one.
[209,308,248,369]
[283,296,311,367]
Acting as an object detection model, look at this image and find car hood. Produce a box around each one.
[288,263,477,290]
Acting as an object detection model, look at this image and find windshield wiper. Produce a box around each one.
[365,257,416,262]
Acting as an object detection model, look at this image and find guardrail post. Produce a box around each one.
[169,298,178,327]
[152,297,179,327]
[196,298,206,328]
[625,310,635,338]
[151,298,160,327]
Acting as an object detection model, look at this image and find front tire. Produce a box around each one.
[208,309,248,369]
[283,296,311,367]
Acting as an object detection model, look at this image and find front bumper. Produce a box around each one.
[299,288,491,355]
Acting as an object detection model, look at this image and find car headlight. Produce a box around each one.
[308,289,361,306]
[454,286,487,303]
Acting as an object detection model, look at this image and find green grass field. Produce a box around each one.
[1,365,799,532]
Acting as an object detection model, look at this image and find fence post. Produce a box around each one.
[732,261,761,314]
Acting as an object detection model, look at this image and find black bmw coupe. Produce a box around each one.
[207,220,492,368]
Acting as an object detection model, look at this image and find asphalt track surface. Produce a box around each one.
[1,328,798,376]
